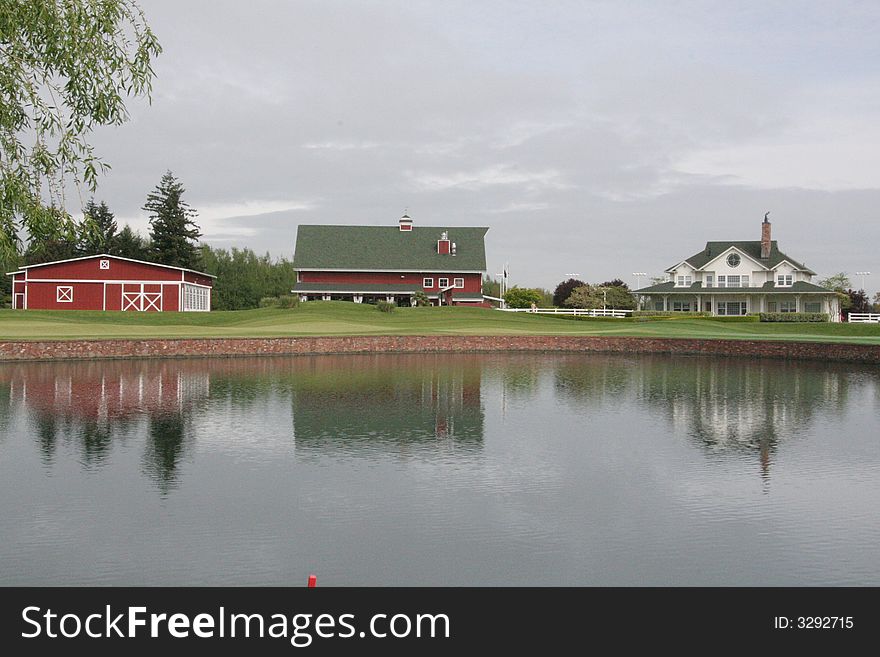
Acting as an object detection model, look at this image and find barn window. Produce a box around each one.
[423,278,433,288]
[454,278,464,288]
[57,286,73,303]
[438,278,449,288]
[183,284,210,312]
[99,259,110,270]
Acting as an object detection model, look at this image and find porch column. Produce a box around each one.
[796,294,801,313]
[696,295,700,312]
[761,295,766,312]
[711,294,716,316]
[663,295,668,311]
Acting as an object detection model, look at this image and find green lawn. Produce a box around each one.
[1,303,879,344]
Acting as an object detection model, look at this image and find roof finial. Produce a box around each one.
[763,211,770,223]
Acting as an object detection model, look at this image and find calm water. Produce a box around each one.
[1,353,878,586]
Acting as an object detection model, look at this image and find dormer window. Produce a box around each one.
[777,274,793,287]
[676,275,692,287]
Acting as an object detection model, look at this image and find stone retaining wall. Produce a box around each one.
[1,335,879,364]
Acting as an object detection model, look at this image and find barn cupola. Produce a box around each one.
[761,212,772,259]
[399,213,413,231]
[437,230,451,255]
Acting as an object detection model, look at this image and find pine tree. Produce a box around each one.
[81,199,118,255]
[143,171,202,268]
[115,225,151,261]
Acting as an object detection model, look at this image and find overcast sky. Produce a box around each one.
[88,0,880,291]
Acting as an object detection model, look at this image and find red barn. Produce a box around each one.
[7,254,214,312]
[291,214,490,306]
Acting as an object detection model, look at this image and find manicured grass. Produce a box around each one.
[1,303,879,344]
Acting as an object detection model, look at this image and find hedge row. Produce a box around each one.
[632,311,713,318]
[759,312,829,323]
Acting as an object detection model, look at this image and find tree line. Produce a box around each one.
[1,170,296,310]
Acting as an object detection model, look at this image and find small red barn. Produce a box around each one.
[7,254,214,312]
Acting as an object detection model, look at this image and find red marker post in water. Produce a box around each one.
[308,574,317,587]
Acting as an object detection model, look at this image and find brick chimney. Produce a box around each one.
[761,212,771,259]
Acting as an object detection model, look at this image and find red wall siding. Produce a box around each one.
[25,256,182,281]
[164,284,180,311]
[106,284,122,311]
[26,281,104,310]
[300,271,482,293]
[183,271,213,286]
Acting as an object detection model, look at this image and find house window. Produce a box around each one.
[423,278,434,288]
[99,259,110,270]
[777,274,793,286]
[56,286,73,303]
[717,301,746,316]
[453,277,464,288]
[704,274,714,288]
[671,301,691,312]
[438,278,449,288]
[767,301,777,312]
[654,301,664,311]
[726,275,741,287]
[780,301,797,313]
[675,275,692,287]
[741,276,749,288]
[727,253,741,267]
[805,302,821,313]
[717,276,726,288]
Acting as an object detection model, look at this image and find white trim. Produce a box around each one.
[294,268,485,274]
[770,259,805,272]
[664,260,695,273]
[103,282,106,311]
[5,270,25,276]
[19,278,211,288]
[56,285,74,303]
[453,277,464,288]
[292,289,419,295]
[423,277,434,288]
[700,246,768,272]
[15,253,216,278]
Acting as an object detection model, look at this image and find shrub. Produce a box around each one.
[259,295,299,309]
[412,291,430,307]
[759,312,829,322]
[376,300,395,313]
[710,315,760,322]
[503,286,543,308]
[632,311,713,318]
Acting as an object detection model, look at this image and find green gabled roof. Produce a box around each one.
[633,280,833,294]
[291,282,422,293]
[293,225,489,272]
[670,241,814,274]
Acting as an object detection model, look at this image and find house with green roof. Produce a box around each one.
[632,215,841,321]
[292,214,489,306]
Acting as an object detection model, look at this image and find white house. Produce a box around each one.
[632,216,840,321]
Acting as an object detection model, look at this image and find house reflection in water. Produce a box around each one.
[554,353,855,483]
[290,354,484,458]
[1,361,210,492]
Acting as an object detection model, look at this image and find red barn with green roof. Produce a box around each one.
[291,214,489,306]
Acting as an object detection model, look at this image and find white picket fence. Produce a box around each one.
[499,307,633,318]
[847,313,880,323]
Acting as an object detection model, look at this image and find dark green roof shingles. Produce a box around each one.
[670,241,814,274]
[293,225,489,272]
[633,280,832,294]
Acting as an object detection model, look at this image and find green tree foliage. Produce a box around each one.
[144,171,202,269]
[412,290,430,306]
[843,289,871,318]
[552,278,585,307]
[482,275,501,298]
[600,280,636,310]
[200,245,297,310]
[80,199,117,255]
[503,286,543,308]
[818,273,852,291]
[564,284,604,309]
[114,224,151,260]
[0,0,161,261]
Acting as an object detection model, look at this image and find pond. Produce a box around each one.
[0,353,878,585]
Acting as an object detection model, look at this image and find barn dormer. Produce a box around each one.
[399,213,413,231]
[437,231,451,254]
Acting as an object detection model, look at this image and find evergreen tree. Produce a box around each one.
[81,199,118,255]
[115,224,151,261]
[143,171,202,268]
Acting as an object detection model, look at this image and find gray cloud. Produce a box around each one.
[85,0,879,290]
